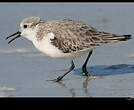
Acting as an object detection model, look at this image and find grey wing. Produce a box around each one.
[50,19,116,53]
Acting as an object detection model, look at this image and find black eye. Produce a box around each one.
[23,25,27,28]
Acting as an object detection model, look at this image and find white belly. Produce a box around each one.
[32,33,93,60]
[34,41,92,60]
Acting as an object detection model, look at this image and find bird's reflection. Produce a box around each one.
[57,81,76,97]
[83,76,92,96]
[83,75,103,96]
[56,76,103,97]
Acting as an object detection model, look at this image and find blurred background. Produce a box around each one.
[0,3,134,97]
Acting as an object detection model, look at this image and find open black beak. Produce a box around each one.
[6,31,21,44]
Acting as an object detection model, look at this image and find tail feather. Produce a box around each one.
[120,35,132,41]
[103,34,132,43]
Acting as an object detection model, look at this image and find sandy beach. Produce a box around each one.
[0,3,134,97]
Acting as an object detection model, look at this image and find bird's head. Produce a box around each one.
[6,17,45,43]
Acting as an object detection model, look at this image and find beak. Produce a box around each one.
[6,31,21,44]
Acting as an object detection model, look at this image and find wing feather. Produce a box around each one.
[36,19,126,53]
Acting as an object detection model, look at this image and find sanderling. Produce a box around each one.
[6,17,132,82]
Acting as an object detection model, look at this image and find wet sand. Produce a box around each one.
[0,3,134,97]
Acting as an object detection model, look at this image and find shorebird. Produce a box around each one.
[6,17,132,82]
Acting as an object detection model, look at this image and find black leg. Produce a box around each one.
[53,60,75,82]
[82,50,93,76]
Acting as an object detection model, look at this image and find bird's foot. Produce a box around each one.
[82,71,102,80]
[82,71,90,76]
[85,75,103,80]
[46,76,62,82]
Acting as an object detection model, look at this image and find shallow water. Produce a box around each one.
[0,3,134,97]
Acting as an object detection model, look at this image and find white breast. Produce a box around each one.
[32,33,92,60]
[33,33,63,58]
